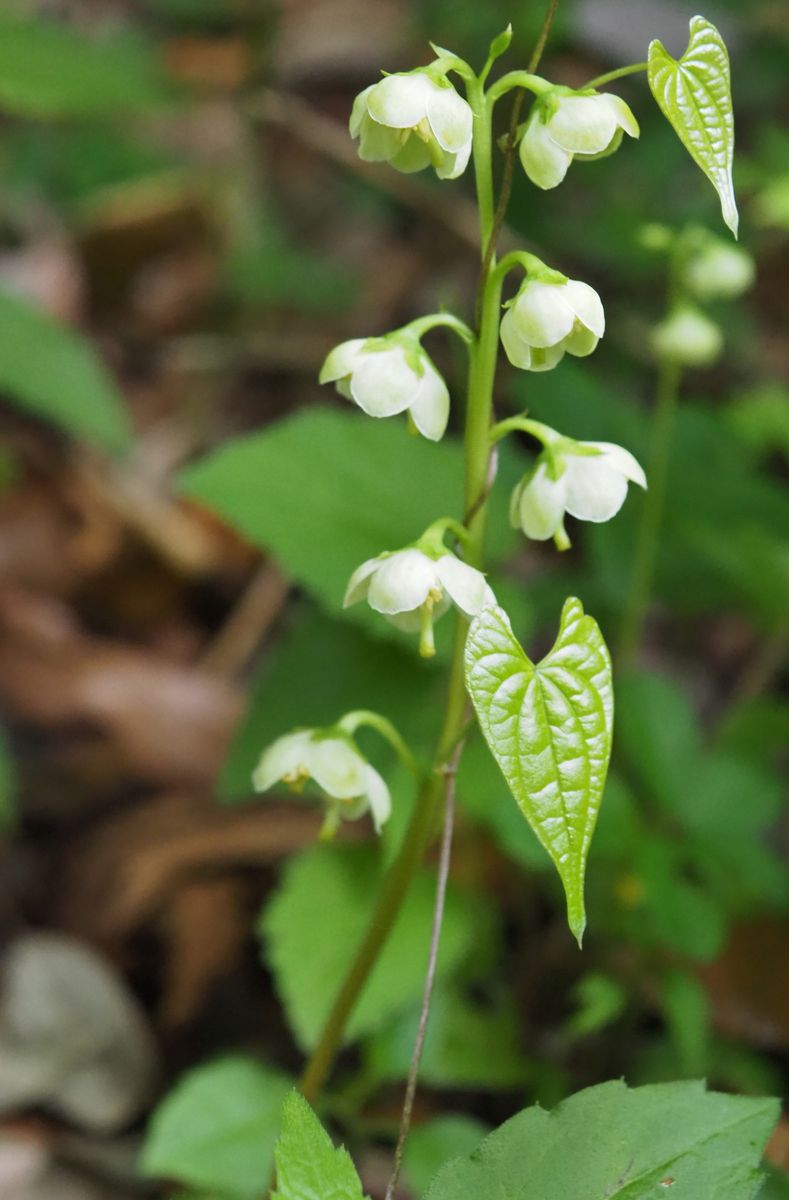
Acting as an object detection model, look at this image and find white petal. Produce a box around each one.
[436,135,472,179]
[389,133,433,173]
[435,554,491,616]
[548,94,618,154]
[408,360,449,440]
[562,279,605,338]
[343,556,382,607]
[357,114,405,163]
[582,441,647,489]
[386,592,450,632]
[562,324,599,357]
[600,92,640,138]
[519,115,572,189]
[310,737,368,799]
[363,764,392,832]
[349,86,375,137]
[367,73,431,129]
[516,463,568,540]
[349,344,417,417]
[528,343,566,372]
[367,548,437,615]
[510,281,576,349]
[500,308,534,369]
[425,81,473,153]
[563,454,629,522]
[319,338,367,385]
[252,730,314,792]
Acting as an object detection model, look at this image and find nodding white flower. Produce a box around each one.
[350,70,473,180]
[652,305,723,367]
[520,91,639,190]
[253,729,391,834]
[511,441,646,546]
[684,242,755,301]
[344,546,494,657]
[501,277,605,372]
[319,334,449,440]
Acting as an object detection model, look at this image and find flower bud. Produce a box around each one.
[520,90,639,190]
[320,333,449,440]
[500,276,605,372]
[511,440,646,547]
[683,241,755,301]
[350,68,473,181]
[344,545,494,658]
[253,728,391,834]
[652,305,723,367]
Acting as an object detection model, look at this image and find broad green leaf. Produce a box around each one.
[273,1091,366,1200]
[260,844,491,1050]
[425,1080,779,1200]
[0,14,170,118]
[0,291,131,453]
[761,1166,789,1199]
[141,1057,292,1200]
[464,599,613,944]
[648,16,738,236]
[179,408,517,627]
[403,1116,490,1196]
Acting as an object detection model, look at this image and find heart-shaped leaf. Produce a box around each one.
[464,599,613,944]
[648,15,738,237]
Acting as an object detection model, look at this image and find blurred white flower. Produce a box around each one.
[511,441,646,546]
[350,70,473,180]
[520,91,639,189]
[320,336,449,441]
[683,241,755,301]
[344,546,494,657]
[253,729,391,834]
[500,277,605,371]
[652,305,723,367]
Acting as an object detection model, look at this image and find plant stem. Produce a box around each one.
[617,356,682,667]
[584,61,648,90]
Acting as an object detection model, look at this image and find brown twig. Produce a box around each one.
[384,732,465,1200]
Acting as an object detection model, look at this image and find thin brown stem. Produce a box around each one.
[384,733,464,1200]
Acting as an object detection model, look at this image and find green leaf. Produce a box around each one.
[141,1057,292,1200]
[0,291,131,453]
[0,727,17,833]
[425,1080,779,1200]
[403,1116,490,1197]
[273,1091,366,1200]
[0,14,170,118]
[260,844,490,1051]
[464,599,613,944]
[648,16,739,236]
[178,408,517,628]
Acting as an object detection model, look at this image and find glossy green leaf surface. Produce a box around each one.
[425,1080,778,1200]
[273,1091,366,1200]
[648,16,738,236]
[464,600,613,944]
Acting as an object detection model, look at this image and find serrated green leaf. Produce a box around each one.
[273,1091,367,1200]
[0,290,131,453]
[464,599,613,944]
[425,1080,779,1200]
[648,15,738,236]
[260,844,490,1051]
[0,14,170,118]
[141,1057,292,1200]
[403,1116,490,1196]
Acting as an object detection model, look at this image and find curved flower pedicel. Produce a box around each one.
[520,90,639,189]
[344,536,494,658]
[510,439,646,549]
[253,727,391,837]
[501,274,605,371]
[351,68,473,180]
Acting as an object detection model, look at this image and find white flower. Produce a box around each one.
[344,547,494,657]
[652,305,723,367]
[319,336,449,440]
[520,91,639,190]
[684,242,755,301]
[500,277,605,371]
[350,70,473,180]
[511,442,647,544]
[253,729,391,833]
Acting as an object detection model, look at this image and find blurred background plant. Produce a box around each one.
[0,0,787,1197]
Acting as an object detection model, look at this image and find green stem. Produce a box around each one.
[617,356,682,667]
[489,414,558,447]
[584,61,648,90]
[405,312,475,345]
[337,711,422,780]
[486,69,552,106]
[297,71,503,1111]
